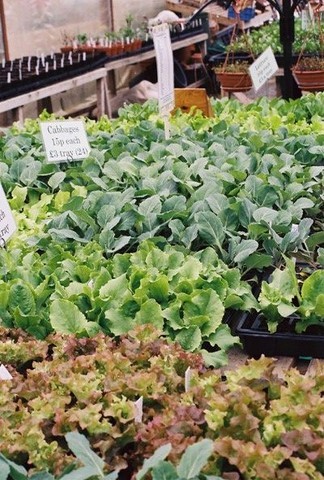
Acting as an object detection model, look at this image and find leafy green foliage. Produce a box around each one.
[0,91,323,480]
[2,94,323,271]
[0,238,254,358]
[228,19,324,55]
[0,325,206,475]
[259,257,324,332]
[136,439,220,480]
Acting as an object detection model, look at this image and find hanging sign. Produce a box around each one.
[152,23,175,124]
[249,47,278,92]
[40,119,90,163]
[0,183,16,246]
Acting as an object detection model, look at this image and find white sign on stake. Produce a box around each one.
[0,364,13,380]
[40,119,90,163]
[152,23,175,139]
[249,47,279,92]
[185,366,192,393]
[134,396,143,423]
[0,183,17,246]
[301,10,310,30]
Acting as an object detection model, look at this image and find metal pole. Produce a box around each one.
[280,0,298,99]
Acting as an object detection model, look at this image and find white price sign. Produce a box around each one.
[249,47,278,92]
[152,23,175,115]
[0,183,16,245]
[40,119,90,163]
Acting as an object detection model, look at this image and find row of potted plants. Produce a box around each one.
[213,54,324,93]
[60,14,203,57]
[212,17,324,93]
[61,14,145,56]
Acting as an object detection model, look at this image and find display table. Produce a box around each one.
[0,68,109,123]
[0,32,208,123]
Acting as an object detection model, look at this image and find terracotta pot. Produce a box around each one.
[77,45,95,54]
[124,42,133,53]
[133,39,142,51]
[95,46,109,54]
[115,42,124,55]
[60,46,74,54]
[216,71,252,92]
[292,69,324,92]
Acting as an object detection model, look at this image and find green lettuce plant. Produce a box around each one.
[1,238,257,361]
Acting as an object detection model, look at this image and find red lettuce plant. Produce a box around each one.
[0,327,322,479]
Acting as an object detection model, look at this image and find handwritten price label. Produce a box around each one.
[40,120,91,163]
[0,183,16,246]
[249,47,278,92]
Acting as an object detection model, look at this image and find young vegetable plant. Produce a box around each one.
[136,439,223,480]
[0,431,118,480]
[0,435,222,480]
[259,256,324,333]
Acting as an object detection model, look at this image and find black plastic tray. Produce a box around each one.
[0,53,108,101]
[236,312,324,359]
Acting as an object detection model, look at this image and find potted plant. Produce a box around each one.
[96,31,115,56]
[214,22,253,92]
[124,14,136,52]
[60,31,74,53]
[74,33,96,53]
[292,56,324,92]
[292,13,324,92]
[214,60,253,92]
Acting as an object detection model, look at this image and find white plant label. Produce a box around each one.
[152,23,175,116]
[0,183,16,245]
[134,396,143,423]
[249,47,278,92]
[40,120,90,163]
[185,366,192,393]
[0,364,13,380]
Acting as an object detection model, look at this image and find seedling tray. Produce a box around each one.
[236,312,324,359]
[0,53,107,101]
